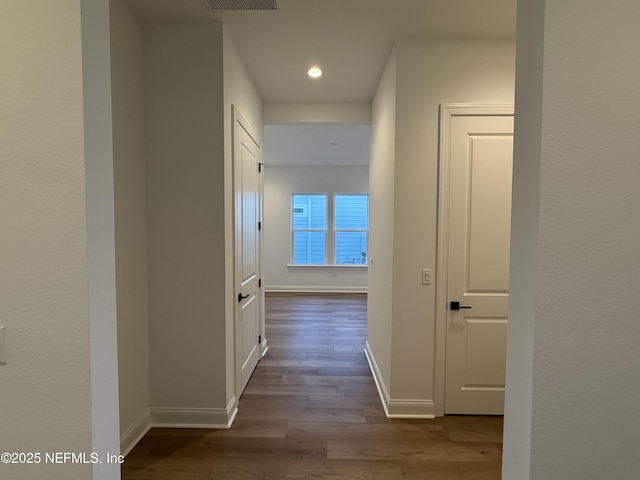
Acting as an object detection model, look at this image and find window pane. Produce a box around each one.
[335,232,367,264]
[293,232,326,264]
[335,195,368,230]
[292,194,326,230]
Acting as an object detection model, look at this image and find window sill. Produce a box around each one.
[287,264,368,269]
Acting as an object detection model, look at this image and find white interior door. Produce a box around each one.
[443,108,513,415]
[234,108,262,396]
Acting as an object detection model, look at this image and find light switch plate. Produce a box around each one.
[422,269,432,285]
[0,326,6,364]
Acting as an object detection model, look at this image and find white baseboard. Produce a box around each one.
[120,408,151,457]
[364,341,392,415]
[364,341,435,419]
[387,399,435,418]
[150,396,238,429]
[265,285,367,293]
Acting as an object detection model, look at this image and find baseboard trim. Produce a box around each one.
[364,341,392,416]
[120,408,151,457]
[266,285,367,293]
[387,399,435,418]
[150,396,238,429]
[364,341,436,419]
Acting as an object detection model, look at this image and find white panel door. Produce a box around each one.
[444,113,513,414]
[235,111,262,396]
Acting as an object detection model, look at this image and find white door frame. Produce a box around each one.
[434,104,515,416]
[232,105,265,400]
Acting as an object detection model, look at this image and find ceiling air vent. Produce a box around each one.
[203,0,278,10]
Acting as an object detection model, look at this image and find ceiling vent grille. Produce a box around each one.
[203,0,278,10]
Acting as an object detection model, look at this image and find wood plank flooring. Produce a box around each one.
[122,293,503,479]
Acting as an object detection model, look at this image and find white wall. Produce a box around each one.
[0,3,91,478]
[367,40,515,416]
[263,101,371,124]
[0,1,119,478]
[501,0,543,474]
[264,165,369,292]
[110,0,151,454]
[82,1,122,477]
[144,22,230,426]
[142,21,263,428]
[504,1,640,478]
[222,25,264,402]
[366,46,397,399]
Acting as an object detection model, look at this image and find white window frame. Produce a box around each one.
[290,193,328,265]
[289,192,369,267]
[334,193,368,265]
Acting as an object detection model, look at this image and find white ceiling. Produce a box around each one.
[122,0,514,166]
[263,124,370,166]
[122,0,516,102]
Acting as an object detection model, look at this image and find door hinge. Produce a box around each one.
[258,162,264,173]
[258,278,262,287]
[259,335,262,344]
[258,221,262,230]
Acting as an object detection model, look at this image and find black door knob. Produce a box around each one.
[450,301,472,311]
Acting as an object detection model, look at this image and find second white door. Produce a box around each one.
[234,109,262,396]
[444,109,514,415]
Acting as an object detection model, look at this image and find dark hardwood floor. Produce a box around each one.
[122,293,503,479]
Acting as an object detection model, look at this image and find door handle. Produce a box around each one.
[238,293,250,303]
[450,301,472,311]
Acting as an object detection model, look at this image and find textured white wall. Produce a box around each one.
[501,0,544,475]
[263,165,369,291]
[81,0,122,477]
[142,21,263,425]
[222,25,264,403]
[367,40,515,414]
[110,0,151,453]
[0,1,120,478]
[263,101,371,124]
[390,40,515,407]
[144,23,228,414]
[366,46,397,391]
[0,3,91,477]
[505,1,640,478]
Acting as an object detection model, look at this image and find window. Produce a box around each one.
[291,193,368,265]
[291,194,327,264]
[334,194,368,264]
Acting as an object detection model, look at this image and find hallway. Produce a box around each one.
[122,293,503,479]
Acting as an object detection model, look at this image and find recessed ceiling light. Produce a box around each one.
[307,67,323,78]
